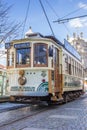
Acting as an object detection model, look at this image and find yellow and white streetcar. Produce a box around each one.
[5,31,84,103]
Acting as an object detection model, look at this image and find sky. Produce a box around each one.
[1,0,87,65]
[4,0,87,42]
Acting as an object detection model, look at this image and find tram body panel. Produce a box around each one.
[62,74,83,92]
[8,70,50,96]
[61,49,84,93]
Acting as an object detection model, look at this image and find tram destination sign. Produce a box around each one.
[14,42,30,48]
[64,39,81,61]
[5,43,11,49]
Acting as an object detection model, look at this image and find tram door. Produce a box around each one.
[54,48,62,98]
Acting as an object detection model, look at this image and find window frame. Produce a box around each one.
[7,49,14,68]
[33,43,48,67]
[16,47,31,68]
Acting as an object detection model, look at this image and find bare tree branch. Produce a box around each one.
[0,0,22,43]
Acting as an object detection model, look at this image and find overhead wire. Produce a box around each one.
[45,0,72,36]
[45,0,59,18]
[21,0,30,38]
[39,0,55,36]
[21,0,87,38]
[54,14,87,23]
[60,3,87,19]
[46,0,87,37]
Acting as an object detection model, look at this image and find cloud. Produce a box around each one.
[69,18,87,28]
[78,2,87,10]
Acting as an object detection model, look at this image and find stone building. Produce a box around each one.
[67,32,87,77]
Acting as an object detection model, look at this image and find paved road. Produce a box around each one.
[0,93,87,130]
[0,102,29,112]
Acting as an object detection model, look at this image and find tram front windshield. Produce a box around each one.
[16,48,30,65]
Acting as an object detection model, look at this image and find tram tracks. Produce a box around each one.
[0,102,30,113]
[0,103,52,129]
[0,95,85,129]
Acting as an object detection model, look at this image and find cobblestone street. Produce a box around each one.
[0,93,87,130]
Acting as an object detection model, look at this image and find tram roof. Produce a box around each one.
[5,32,81,61]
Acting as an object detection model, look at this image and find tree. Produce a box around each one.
[0,0,22,43]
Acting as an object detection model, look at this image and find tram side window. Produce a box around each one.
[34,43,48,66]
[68,57,71,75]
[76,62,77,76]
[69,64,71,75]
[81,66,83,77]
[65,55,68,73]
[78,64,80,76]
[80,66,82,77]
[71,59,74,75]
[16,48,30,65]
[7,50,14,67]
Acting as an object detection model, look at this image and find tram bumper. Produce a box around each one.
[11,91,48,96]
[10,91,50,102]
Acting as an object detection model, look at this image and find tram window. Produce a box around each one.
[34,43,48,66]
[69,64,71,75]
[71,59,74,75]
[7,50,14,67]
[81,66,83,76]
[16,48,30,65]
[75,61,76,75]
[12,52,14,65]
[65,55,68,73]
[49,45,53,57]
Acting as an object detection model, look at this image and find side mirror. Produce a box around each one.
[49,46,53,57]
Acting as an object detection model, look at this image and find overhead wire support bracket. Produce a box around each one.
[53,14,87,24]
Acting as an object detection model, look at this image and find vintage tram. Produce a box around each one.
[5,32,84,103]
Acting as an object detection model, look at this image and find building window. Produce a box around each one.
[34,43,48,67]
